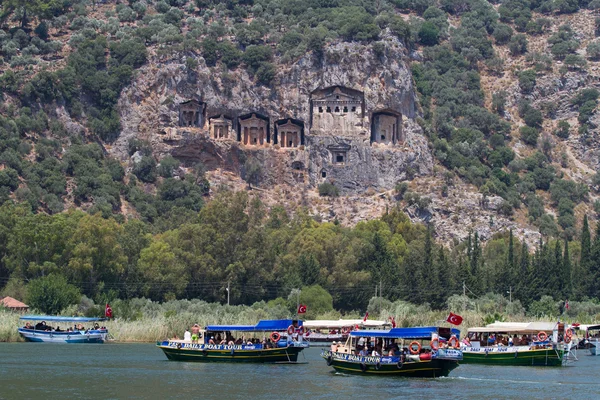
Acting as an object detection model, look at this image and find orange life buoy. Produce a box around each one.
[448,335,460,349]
[565,328,573,338]
[430,338,439,350]
[409,341,421,355]
[341,326,351,335]
[305,330,310,337]
[270,332,281,342]
[287,325,295,335]
[537,331,548,341]
[564,335,571,344]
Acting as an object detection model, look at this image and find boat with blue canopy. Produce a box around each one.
[18,315,109,343]
[321,326,462,377]
[157,319,309,363]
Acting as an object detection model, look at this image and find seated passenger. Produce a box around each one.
[359,347,369,357]
[371,348,381,357]
[208,336,216,345]
[330,341,339,352]
[24,322,32,329]
[55,326,62,332]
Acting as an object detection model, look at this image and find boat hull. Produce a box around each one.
[18,328,108,343]
[157,341,306,363]
[322,351,460,377]
[461,347,564,366]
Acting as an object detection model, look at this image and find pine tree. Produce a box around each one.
[580,215,591,296]
[553,240,563,297]
[563,238,572,299]
[517,242,531,305]
[469,232,481,292]
[589,223,600,298]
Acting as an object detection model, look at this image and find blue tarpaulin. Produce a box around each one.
[349,326,460,339]
[19,315,107,322]
[206,319,302,332]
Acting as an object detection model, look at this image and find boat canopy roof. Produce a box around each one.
[574,324,600,332]
[303,319,391,329]
[349,326,460,339]
[19,315,107,322]
[468,321,558,334]
[206,319,301,332]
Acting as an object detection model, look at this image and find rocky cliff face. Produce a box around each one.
[113,33,432,193]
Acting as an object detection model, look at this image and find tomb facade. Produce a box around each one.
[371,110,402,145]
[275,119,304,148]
[179,100,204,127]
[209,115,233,140]
[310,86,366,137]
[239,113,270,145]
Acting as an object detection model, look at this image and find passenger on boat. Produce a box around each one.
[24,322,32,329]
[487,334,496,345]
[184,329,191,342]
[359,347,369,357]
[508,336,514,346]
[191,324,200,343]
[371,348,381,357]
[330,341,339,352]
[357,337,365,350]
[462,337,471,346]
[55,326,62,332]
[208,336,216,345]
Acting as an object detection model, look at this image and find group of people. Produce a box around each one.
[331,337,415,358]
[467,332,536,346]
[23,321,105,332]
[178,324,279,348]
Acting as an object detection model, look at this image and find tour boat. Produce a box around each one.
[18,316,109,343]
[460,321,568,366]
[572,324,600,355]
[157,319,309,363]
[303,319,391,347]
[321,326,462,377]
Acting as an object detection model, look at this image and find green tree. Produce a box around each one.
[138,239,189,301]
[26,274,80,315]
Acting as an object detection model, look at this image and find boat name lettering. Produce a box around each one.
[168,342,256,350]
[331,353,395,364]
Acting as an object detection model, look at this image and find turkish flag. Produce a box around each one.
[363,312,369,322]
[297,304,307,314]
[446,312,463,325]
[105,303,113,318]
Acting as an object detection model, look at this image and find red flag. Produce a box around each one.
[363,312,369,322]
[297,304,307,314]
[446,312,463,325]
[389,316,396,328]
[105,303,113,318]
[565,300,570,310]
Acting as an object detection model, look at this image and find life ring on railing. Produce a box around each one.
[287,325,295,335]
[448,335,460,349]
[297,325,305,335]
[341,326,351,335]
[430,338,439,350]
[409,341,421,355]
[305,330,311,337]
[270,332,281,342]
[354,324,360,331]
[565,328,573,338]
[537,331,548,341]
[564,335,571,344]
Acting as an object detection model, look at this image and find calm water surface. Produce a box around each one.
[1,343,600,399]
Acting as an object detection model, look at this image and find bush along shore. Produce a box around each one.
[3,294,600,343]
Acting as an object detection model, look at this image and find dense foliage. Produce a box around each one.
[1,195,599,315]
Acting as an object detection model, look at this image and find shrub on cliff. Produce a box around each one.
[318,182,340,197]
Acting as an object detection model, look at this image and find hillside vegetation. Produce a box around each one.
[1,0,600,317]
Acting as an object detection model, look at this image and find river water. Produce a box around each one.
[1,344,599,399]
